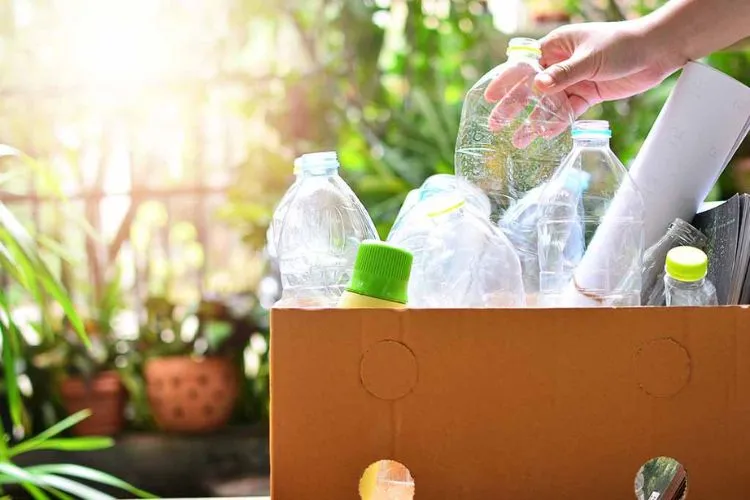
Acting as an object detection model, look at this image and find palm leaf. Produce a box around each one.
[26,465,156,499]
[0,293,23,428]
[9,411,113,457]
[0,203,87,345]
[21,482,49,500]
[25,474,115,500]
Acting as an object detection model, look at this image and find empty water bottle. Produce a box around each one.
[396,193,525,308]
[455,37,574,218]
[642,219,707,305]
[389,174,491,243]
[502,169,589,304]
[537,120,645,307]
[272,152,379,307]
[664,246,718,306]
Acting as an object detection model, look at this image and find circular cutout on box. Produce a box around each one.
[360,340,418,401]
[634,456,688,500]
[634,338,691,398]
[360,460,414,500]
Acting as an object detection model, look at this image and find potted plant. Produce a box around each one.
[33,274,129,437]
[139,295,256,433]
[0,156,151,497]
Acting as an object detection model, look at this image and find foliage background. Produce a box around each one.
[222,0,750,245]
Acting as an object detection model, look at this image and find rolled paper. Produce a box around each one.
[567,61,750,306]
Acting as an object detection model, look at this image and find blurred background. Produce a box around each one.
[0,0,748,497]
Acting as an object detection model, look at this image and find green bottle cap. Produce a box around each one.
[347,241,413,304]
[665,246,708,282]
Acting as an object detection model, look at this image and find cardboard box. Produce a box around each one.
[271,307,750,499]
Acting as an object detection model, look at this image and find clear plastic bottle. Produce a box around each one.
[502,168,589,304]
[268,155,307,260]
[664,246,718,306]
[642,219,707,306]
[273,151,379,307]
[455,37,574,219]
[537,120,645,307]
[397,194,525,308]
[389,174,491,243]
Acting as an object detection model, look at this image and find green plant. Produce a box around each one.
[0,147,153,499]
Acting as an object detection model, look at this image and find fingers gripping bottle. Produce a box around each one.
[455,37,574,219]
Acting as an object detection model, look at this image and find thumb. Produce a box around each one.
[535,54,594,93]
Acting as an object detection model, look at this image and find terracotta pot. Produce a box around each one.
[144,356,239,433]
[59,370,125,436]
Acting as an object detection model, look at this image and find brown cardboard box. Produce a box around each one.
[271,307,750,499]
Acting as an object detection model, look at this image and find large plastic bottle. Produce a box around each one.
[501,168,589,304]
[537,120,645,307]
[273,151,379,307]
[455,37,574,219]
[398,193,525,308]
[664,246,718,306]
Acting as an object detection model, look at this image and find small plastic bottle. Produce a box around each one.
[664,246,718,306]
[338,241,413,309]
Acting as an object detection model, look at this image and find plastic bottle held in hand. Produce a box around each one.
[455,37,574,218]
[338,241,413,309]
[274,152,379,307]
[537,120,645,307]
[664,246,718,306]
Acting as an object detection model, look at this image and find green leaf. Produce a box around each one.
[0,203,87,346]
[9,438,113,457]
[8,411,113,457]
[21,482,49,500]
[28,474,115,500]
[0,462,42,486]
[26,465,156,499]
[0,294,23,429]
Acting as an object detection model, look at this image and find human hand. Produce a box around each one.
[535,20,685,116]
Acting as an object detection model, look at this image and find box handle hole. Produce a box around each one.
[635,456,688,500]
[359,460,414,500]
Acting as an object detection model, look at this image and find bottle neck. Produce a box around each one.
[296,166,339,178]
[573,137,611,148]
[506,53,540,64]
[666,274,706,289]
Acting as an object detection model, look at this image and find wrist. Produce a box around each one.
[632,12,690,71]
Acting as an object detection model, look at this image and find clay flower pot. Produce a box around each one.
[59,370,125,436]
[144,356,239,433]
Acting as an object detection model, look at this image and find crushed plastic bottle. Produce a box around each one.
[502,169,589,304]
[389,174,491,243]
[664,246,718,306]
[395,193,525,308]
[537,120,645,307]
[455,37,574,219]
[642,219,707,306]
[272,151,379,307]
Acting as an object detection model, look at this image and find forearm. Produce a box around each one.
[641,0,750,63]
